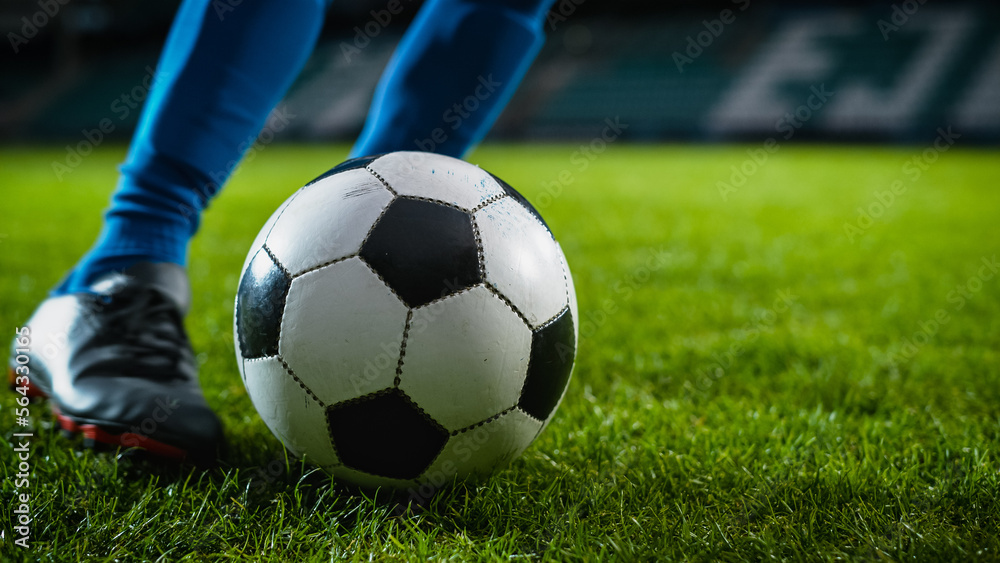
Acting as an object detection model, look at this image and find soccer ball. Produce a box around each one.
[233,151,578,490]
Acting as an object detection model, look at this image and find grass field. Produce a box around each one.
[1,143,999,561]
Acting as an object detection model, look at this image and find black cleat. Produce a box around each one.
[8,262,225,465]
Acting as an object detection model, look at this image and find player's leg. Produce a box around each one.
[56,0,327,295]
[10,0,326,464]
[350,0,555,158]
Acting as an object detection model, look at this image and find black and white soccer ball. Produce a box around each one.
[234,151,578,490]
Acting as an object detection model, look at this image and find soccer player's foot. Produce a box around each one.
[8,262,225,465]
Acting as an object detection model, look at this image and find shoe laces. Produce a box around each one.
[88,285,192,376]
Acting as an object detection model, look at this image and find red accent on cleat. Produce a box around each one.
[8,366,48,399]
[10,369,192,462]
[55,412,188,461]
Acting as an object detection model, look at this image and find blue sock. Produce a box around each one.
[350,0,555,158]
[55,0,326,295]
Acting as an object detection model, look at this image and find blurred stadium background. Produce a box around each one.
[2,0,998,145]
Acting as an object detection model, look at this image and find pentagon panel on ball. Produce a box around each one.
[327,388,449,480]
[234,151,578,491]
[236,248,290,360]
[359,198,481,308]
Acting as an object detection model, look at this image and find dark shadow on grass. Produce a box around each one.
[71,428,572,545]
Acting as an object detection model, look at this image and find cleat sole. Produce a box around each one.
[8,369,192,462]
[55,412,188,461]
